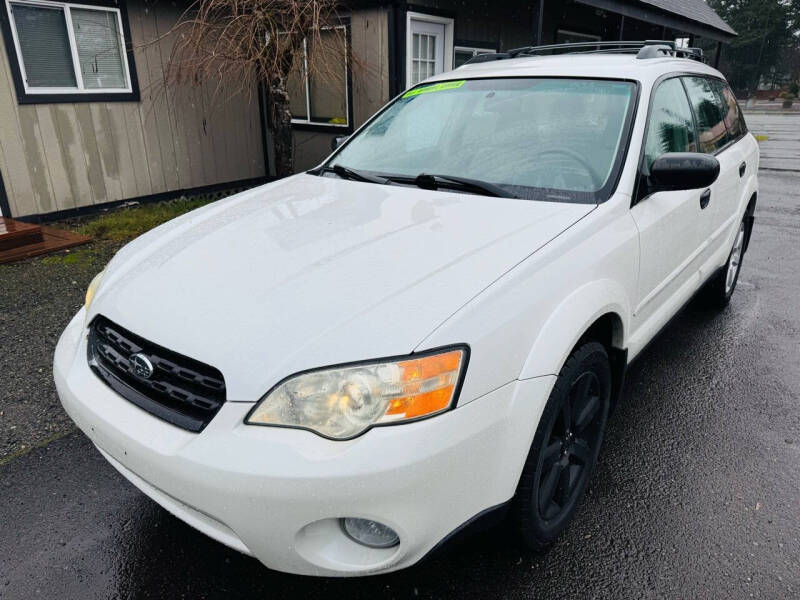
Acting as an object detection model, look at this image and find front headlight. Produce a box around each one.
[246,346,468,439]
[84,269,105,312]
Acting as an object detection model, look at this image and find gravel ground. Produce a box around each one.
[0,191,227,463]
[0,233,119,463]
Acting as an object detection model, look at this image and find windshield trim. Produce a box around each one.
[313,76,642,204]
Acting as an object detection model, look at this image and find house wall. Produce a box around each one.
[410,0,535,49]
[280,0,704,175]
[0,0,265,218]
[290,7,391,172]
[541,1,669,44]
[411,0,672,47]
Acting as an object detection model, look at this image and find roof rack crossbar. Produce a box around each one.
[462,40,704,65]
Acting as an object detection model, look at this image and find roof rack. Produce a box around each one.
[463,40,704,65]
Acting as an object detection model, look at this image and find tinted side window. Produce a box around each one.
[643,78,697,172]
[718,82,745,138]
[683,76,730,153]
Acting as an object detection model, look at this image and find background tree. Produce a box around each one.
[166,0,341,177]
[704,0,799,94]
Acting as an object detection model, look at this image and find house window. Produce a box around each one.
[406,12,454,88]
[555,29,601,44]
[454,45,496,68]
[287,25,350,128]
[4,0,134,99]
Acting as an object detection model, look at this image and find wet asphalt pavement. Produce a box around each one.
[1,114,799,599]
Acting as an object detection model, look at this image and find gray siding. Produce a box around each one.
[0,0,265,218]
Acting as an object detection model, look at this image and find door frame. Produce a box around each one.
[405,11,454,89]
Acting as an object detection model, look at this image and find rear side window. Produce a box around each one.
[683,76,730,153]
[643,78,696,172]
[717,82,746,139]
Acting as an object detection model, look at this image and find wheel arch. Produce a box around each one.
[746,191,757,214]
[519,281,630,380]
[519,281,631,414]
[744,191,757,253]
[578,314,628,413]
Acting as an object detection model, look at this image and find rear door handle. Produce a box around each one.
[700,189,711,209]
[739,161,746,177]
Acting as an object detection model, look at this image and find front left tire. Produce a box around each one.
[511,341,611,550]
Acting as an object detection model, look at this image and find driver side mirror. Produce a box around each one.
[331,135,349,151]
[649,152,720,192]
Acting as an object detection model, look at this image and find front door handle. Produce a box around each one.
[700,189,711,209]
[739,161,746,177]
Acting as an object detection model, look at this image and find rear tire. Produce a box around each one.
[511,342,611,551]
[705,217,747,310]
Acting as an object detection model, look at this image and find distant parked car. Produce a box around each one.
[55,41,758,577]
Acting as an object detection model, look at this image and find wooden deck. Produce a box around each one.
[0,218,91,264]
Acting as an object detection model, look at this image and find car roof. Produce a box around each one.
[424,53,724,87]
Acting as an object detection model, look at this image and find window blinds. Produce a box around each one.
[11,3,77,88]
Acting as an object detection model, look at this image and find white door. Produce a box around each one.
[409,20,444,86]
[406,14,453,88]
[630,78,712,337]
[682,76,745,270]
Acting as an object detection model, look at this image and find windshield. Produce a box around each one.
[326,78,637,203]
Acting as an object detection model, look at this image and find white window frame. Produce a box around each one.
[454,45,496,66]
[4,0,133,95]
[405,11,454,89]
[290,24,350,129]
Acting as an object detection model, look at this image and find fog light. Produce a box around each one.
[341,518,399,549]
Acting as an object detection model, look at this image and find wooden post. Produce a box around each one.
[714,41,722,68]
[619,14,625,40]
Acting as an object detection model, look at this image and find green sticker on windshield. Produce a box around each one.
[402,80,466,98]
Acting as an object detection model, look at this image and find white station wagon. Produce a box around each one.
[55,41,759,576]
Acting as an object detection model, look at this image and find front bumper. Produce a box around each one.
[54,309,555,576]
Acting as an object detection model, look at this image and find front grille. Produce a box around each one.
[87,315,226,432]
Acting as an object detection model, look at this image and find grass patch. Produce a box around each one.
[40,247,98,266]
[754,134,769,142]
[77,197,213,242]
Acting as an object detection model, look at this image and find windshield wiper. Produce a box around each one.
[322,164,393,185]
[413,173,517,199]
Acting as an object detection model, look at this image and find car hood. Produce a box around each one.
[91,174,593,400]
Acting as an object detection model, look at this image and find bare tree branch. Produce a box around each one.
[162,0,343,177]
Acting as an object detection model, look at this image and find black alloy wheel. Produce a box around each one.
[512,341,612,550]
[537,370,604,521]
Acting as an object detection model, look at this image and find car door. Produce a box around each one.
[719,81,757,221]
[630,77,709,333]
[682,76,743,274]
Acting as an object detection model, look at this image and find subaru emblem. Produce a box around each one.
[130,353,154,380]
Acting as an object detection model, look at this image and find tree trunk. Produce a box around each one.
[268,74,294,178]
